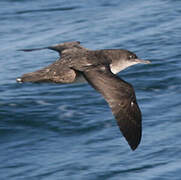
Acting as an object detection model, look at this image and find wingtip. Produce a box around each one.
[130,143,140,151]
[128,134,141,151]
[17,49,34,52]
[122,126,141,151]
[17,47,48,52]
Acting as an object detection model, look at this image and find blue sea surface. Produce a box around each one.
[0,0,181,179]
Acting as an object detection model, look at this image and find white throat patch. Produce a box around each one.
[110,61,138,74]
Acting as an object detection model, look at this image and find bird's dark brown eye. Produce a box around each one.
[128,55,136,59]
[129,55,134,59]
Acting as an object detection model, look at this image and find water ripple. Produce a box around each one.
[1,0,181,179]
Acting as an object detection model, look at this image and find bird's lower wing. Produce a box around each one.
[82,65,142,150]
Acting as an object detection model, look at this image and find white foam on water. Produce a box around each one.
[36,100,52,105]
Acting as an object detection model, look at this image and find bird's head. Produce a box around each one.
[109,50,150,74]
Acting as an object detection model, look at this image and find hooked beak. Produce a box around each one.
[134,59,151,64]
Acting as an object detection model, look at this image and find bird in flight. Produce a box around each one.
[17,41,150,150]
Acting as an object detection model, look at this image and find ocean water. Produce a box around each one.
[0,0,181,179]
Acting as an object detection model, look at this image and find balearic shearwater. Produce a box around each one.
[17,41,150,150]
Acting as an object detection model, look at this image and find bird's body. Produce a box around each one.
[17,41,150,150]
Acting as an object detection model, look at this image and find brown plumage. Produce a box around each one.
[17,41,150,150]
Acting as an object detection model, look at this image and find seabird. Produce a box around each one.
[17,41,150,150]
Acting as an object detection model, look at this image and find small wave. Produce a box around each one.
[63,111,75,118]
[58,105,75,118]
[36,100,52,106]
[57,105,68,111]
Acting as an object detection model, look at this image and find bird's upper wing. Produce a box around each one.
[17,58,77,83]
[18,41,83,56]
[17,42,86,83]
[82,65,142,150]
